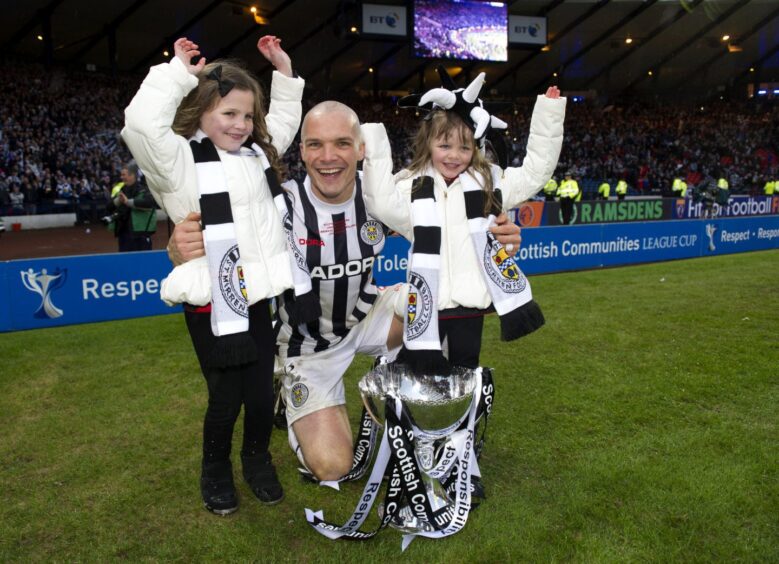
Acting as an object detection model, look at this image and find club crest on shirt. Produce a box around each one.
[360,220,384,246]
[218,244,249,317]
[284,212,308,271]
[406,272,433,339]
[483,235,526,293]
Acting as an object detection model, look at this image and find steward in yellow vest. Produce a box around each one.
[597,182,610,200]
[615,180,628,201]
[672,177,687,198]
[544,177,558,201]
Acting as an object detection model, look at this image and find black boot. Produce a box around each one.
[242,452,284,505]
[200,460,238,515]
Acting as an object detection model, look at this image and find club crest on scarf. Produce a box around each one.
[360,220,384,246]
[218,244,249,316]
[483,235,527,293]
[406,272,434,339]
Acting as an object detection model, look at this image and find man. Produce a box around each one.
[557,172,579,225]
[597,181,610,200]
[543,176,558,201]
[672,177,687,199]
[105,161,157,252]
[169,102,521,480]
[615,179,628,201]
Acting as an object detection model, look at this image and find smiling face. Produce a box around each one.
[429,127,475,182]
[300,104,364,205]
[199,88,255,152]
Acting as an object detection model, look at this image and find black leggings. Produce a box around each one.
[439,315,484,369]
[185,300,276,464]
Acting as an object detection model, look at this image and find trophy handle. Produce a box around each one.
[360,393,384,428]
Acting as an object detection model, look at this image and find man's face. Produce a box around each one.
[300,110,364,205]
[120,168,136,185]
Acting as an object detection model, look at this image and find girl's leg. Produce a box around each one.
[240,300,284,504]
[439,315,484,368]
[185,309,244,514]
[241,300,276,457]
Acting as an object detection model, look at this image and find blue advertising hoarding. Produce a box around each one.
[2,216,778,332]
[2,251,180,332]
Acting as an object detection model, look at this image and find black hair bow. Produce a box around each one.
[206,65,235,97]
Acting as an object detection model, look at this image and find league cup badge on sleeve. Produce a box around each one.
[20,267,68,319]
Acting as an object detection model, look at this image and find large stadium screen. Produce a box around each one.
[413,0,508,62]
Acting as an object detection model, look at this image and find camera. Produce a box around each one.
[101,213,118,226]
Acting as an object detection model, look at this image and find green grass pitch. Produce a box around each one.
[1,250,777,562]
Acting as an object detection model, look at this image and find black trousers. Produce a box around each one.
[439,315,485,369]
[185,301,276,464]
[560,198,574,225]
[118,232,152,252]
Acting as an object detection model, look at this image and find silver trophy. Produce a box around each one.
[358,362,478,533]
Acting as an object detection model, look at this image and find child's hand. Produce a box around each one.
[258,35,293,77]
[545,86,561,99]
[174,38,206,75]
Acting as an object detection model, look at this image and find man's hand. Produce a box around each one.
[167,212,205,266]
[173,37,206,75]
[545,85,561,99]
[491,211,521,257]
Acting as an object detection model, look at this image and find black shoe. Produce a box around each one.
[470,475,486,510]
[200,460,238,515]
[242,452,284,505]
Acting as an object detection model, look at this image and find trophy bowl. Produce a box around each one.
[358,363,478,439]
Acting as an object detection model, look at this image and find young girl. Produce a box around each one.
[122,36,304,514]
[361,76,565,373]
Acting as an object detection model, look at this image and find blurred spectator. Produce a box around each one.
[9,184,24,215]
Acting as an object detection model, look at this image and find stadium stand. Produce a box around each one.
[1,60,777,219]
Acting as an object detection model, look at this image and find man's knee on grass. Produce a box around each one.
[292,407,354,481]
[301,443,353,481]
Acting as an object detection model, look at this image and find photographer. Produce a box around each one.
[105,161,157,252]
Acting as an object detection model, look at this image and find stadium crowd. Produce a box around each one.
[1,59,777,218]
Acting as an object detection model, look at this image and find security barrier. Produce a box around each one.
[2,215,778,332]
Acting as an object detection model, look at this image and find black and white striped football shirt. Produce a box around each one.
[278,174,387,358]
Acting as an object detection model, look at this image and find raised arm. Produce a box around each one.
[501,88,566,210]
[121,38,200,200]
[360,122,413,238]
[258,35,305,154]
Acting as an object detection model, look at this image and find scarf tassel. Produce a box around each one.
[209,333,259,368]
[499,299,545,342]
[283,290,323,327]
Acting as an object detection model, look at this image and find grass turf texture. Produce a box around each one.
[1,250,777,562]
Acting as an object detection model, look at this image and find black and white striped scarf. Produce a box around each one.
[190,136,320,368]
[190,137,256,368]
[402,168,544,374]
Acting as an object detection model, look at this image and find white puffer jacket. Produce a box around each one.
[361,94,566,311]
[122,57,304,306]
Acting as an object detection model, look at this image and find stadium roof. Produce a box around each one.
[4,0,779,101]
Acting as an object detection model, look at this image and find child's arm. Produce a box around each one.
[259,36,305,154]
[360,123,413,238]
[121,38,200,219]
[501,87,566,210]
